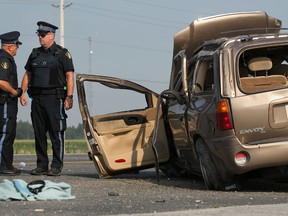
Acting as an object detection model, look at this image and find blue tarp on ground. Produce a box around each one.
[0,179,76,201]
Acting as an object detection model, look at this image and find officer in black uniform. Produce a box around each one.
[0,31,23,175]
[20,21,74,176]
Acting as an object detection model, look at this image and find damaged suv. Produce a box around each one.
[76,11,288,190]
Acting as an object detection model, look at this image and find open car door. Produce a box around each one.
[76,74,170,177]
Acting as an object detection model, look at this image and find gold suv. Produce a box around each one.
[77,11,288,190]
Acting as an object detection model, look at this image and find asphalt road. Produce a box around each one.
[1,154,288,216]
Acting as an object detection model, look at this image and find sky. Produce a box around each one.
[0,0,287,126]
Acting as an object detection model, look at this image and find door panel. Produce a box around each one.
[167,104,190,155]
[92,108,169,171]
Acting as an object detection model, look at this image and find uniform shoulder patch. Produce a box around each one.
[1,62,9,70]
[65,52,72,59]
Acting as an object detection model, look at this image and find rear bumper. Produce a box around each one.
[211,136,288,179]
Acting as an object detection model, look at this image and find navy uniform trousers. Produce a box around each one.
[0,98,17,170]
[31,94,67,170]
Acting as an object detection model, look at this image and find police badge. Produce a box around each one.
[1,62,9,70]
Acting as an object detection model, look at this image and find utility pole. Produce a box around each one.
[52,0,72,47]
[88,36,94,112]
[88,37,93,75]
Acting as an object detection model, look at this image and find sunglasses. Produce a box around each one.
[36,32,50,38]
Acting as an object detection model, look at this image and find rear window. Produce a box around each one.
[238,45,288,93]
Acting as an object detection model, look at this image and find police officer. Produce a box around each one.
[0,31,23,175]
[20,21,74,176]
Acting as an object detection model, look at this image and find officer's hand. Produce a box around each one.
[65,96,73,110]
[20,95,28,106]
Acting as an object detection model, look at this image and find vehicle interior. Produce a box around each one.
[239,46,288,93]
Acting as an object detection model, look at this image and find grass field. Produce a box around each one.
[14,139,88,154]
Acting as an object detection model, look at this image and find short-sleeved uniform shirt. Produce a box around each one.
[0,49,18,94]
[25,42,74,88]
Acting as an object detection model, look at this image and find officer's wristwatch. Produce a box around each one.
[66,95,73,99]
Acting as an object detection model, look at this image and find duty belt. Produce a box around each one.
[28,87,66,96]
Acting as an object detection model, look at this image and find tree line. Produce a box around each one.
[16,120,85,140]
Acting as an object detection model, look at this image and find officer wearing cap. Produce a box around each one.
[0,31,23,175]
[20,21,74,176]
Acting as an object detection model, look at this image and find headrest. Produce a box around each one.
[248,57,272,71]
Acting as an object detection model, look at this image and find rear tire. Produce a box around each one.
[196,138,230,190]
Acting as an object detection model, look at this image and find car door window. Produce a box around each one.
[171,55,184,94]
[187,62,195,92]
[84,82,147,117]
[193,59,214,94]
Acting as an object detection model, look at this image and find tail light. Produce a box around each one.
[216,99,233,130]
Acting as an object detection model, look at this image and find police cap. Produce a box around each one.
[37,21,58,33]
[0,31,22,45]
